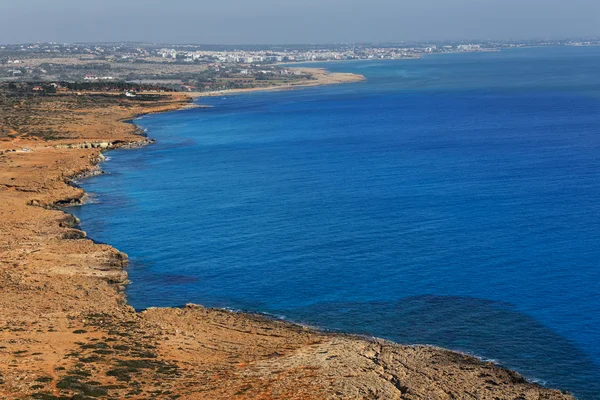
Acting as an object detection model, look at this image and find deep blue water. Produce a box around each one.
[71,47,600,399]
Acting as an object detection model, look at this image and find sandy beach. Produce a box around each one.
[0,78,574,399]
[188,67,365,98]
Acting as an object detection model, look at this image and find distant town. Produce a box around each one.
[1,39,598,92]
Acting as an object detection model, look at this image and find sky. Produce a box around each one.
[1,0,599,44]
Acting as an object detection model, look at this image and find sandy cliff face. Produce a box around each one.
[0,91,573,399]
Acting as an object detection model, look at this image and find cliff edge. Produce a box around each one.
[0,89,573,399]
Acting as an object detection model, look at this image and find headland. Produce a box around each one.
[187,67,365,97]
[0,76,573,399]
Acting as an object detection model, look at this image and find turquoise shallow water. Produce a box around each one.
[72,47,600,399]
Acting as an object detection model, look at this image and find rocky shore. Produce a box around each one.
[0,86,574,399]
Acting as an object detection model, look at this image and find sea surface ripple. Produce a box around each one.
[72,47,600,399]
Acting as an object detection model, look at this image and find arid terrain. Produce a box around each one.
[0,75,574,399]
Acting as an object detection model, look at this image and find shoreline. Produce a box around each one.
[0,74,574,399]
[187,66,365,98]
[274,49,503,67]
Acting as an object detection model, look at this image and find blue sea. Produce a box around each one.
[71,47,600,399]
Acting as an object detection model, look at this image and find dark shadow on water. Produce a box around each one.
[285,295,599,399]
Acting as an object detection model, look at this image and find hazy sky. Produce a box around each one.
[1,0,599,44]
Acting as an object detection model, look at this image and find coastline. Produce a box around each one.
[274,48,501,67]
[0,77,574,399]
[187,67,365,98]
